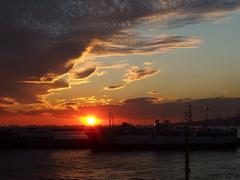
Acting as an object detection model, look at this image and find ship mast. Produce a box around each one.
[109,104,114,127]
[205,105,209,121]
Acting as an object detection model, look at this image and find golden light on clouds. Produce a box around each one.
[1,0,240,126]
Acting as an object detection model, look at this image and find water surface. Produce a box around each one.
[0,149,240,180]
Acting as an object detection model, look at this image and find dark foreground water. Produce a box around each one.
[0,149,240,180]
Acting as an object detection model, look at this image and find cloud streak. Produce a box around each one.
[149,91,160,95]
[72,67,97,79]
[104,84,126,91]
[91,35,200,56]
[104,66,160,91]
[124,66,160,83]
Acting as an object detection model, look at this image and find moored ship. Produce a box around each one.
[86,119,238,150]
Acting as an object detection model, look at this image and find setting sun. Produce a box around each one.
[80,115,100,126]
[86,116,96,125]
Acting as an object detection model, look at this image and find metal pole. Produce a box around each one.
[206,105,209,121]
[185,104,192,180]
[185,121,190,180]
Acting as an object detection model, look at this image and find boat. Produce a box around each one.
[86,120,238,150]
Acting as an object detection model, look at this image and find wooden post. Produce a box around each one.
[185,120,190,180]
[185,104,192,180]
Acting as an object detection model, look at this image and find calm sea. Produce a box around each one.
[0,149,240,180]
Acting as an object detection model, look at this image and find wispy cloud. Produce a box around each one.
[149,91,160,95]
[144,62,154,66]
[124,66,160,83]
[0,97,18,107]
[92,35,200,56]
[104,65,160,91]
[72,67,97,79]
[104,84,126,91]
[121,97,163,105]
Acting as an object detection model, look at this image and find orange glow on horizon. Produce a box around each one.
[80,115,101,126]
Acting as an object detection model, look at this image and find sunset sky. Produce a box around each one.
[1,0,240,125]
